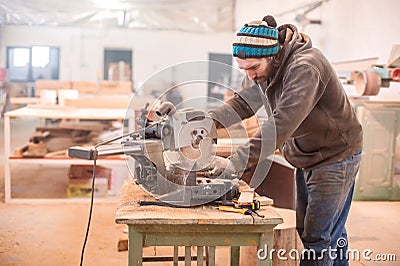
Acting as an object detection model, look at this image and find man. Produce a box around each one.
[208,15,362,265]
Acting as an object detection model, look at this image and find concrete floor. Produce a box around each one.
[1,118,400,266]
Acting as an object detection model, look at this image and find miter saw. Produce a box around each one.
[68,102,240,207]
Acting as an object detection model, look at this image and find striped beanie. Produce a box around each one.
[232,16,280,59]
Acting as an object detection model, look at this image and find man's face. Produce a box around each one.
[235,57,272,83]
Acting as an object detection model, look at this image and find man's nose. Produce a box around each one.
[246,71,256,80]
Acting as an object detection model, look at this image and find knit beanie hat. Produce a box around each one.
[232,15,280,59]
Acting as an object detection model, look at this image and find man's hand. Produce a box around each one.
[206,156,236,177]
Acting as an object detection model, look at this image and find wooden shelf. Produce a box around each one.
[3,105,136,203]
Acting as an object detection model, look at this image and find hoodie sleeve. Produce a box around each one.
[229,62,327,171]
[209,77,264,129]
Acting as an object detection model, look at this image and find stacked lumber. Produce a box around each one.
[13,121,111,158]
[34,79,133,97]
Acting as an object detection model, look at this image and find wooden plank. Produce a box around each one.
[118,236,128,252]
[69,81,99,94]
[34,80,63,97]
[45,149,68,157]
[64,95,131,109]
[13,144,29,157]
[58,121,107,131]
[23,141,47,157]
[133,224,276,234]
[35,79,132,98]
[237,188,255,206]
[256,196,274,206]
[100,81,132,94]
[10,97,40,105]
[143,232,261,247]
[6,106,133,120]
[70,81,132,94]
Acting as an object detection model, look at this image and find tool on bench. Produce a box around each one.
[249,199,261,211]
[68,101,241,207]
[218,205,252,215]
[249,209,264,218]
[218,199,265,218]
[232,188,265,218]
[242,199,264,218]
[140,198,236,208]
[67,102,246,266]
[139,200,175,207]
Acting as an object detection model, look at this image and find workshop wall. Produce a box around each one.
[0,25,232,91]
[318,0,400,64]
[1,0,400,97]
[236,0,400,65]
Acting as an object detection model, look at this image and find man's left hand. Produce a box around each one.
[206,156,236,177]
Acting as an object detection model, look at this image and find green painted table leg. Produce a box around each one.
[197,246,204,266]
[230,246,240,266]
[209,246,216,266]
[128,226,143,266]
[257,232,273,266]
[185,246,191,266]
[173,246,179,266]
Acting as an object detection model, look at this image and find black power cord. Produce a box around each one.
[78,121,161,266]
[80,157,97,266]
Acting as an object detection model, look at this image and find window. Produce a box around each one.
[103,49,132,81]
[208,53,233,100]
[6,46,60,82]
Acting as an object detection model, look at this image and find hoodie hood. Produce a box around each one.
[268,24,313,86]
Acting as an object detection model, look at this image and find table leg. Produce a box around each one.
[4,115,11,202]
[185,246,191,266]
[128,226,143,266]
[197,246,204,266]
[208,246,216,266]
[230,246,240,266]
[173,245,179,266]
[257,232,273,266]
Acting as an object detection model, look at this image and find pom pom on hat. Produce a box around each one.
[232,15,280,59]
[262,15,277,28]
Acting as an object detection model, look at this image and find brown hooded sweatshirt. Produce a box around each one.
[210,24,362,171]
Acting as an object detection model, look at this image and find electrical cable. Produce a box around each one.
[79,157,97,266]
[78,119,163,265]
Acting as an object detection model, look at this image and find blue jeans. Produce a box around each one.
[296,150,362,266]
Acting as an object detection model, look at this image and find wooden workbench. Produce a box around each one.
[115,180,283,266]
